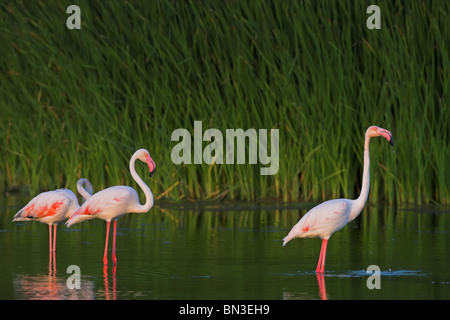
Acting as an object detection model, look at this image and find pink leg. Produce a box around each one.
[112,220,117,265]
[103,221,111,265]
[316,240,324,272]
[49,224,53,252]
[316,239,328,273]
[52,224,57,252]
[320,239,328,272]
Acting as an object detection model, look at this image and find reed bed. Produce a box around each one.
[0,1,448,204]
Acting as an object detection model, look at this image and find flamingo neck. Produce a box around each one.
[130,154,154,213]
[77,178,93,202]
[351,134,371,220]
[66,190,82,219]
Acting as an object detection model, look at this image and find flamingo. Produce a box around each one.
[12,178,94,253]
[66,148,156,265]
[283,125,394,273]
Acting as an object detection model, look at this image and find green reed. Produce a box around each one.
[0,1,448,204]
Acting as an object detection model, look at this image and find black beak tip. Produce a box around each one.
[149,168,156,178]
[389,137,394,146]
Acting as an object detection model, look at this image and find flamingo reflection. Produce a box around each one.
[13,272,95,300]
[316,273,328,300]
[103,264,117,300]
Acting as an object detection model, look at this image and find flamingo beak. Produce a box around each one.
[389,134,394,146]
[146,156,156,178]
[378,128,394,147]
[384,131,394,146]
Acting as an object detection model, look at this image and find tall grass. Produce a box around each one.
[0,1,448,204]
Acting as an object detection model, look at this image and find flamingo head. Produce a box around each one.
[366,126,394,146]
[135,149,156,177]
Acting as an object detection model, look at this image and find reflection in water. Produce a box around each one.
[281,268,432,300]
[316,274,327,300]
[49,250,56,276]
[280,272,328,300]
[13,237,96,299]
[103,264,117,300]
[2,199,450,300]
[14,256,119,300]
[13,273,95,300]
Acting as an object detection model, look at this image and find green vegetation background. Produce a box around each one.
[0,1,448,204]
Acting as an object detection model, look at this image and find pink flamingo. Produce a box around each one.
[283,126,393,273]
[13,178,93,252]
[66,148,156,265]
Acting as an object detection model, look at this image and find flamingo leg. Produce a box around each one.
[316,239,328,273]
[103,221,111,265]
[315,240,324,272]
[48,224,53,252]
[52,224,57,252]
[112,220,117,265]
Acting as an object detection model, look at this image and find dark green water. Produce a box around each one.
[1,196,449,300]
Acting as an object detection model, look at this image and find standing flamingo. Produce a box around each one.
[283,125,393,273]
[12,178,94,253]
[66,148,156,265]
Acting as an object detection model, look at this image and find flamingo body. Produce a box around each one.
[283,125,393,273]
[13,189,79,226]
[66,186,142,226]
[13,178,93,253]
[283,199,352,243]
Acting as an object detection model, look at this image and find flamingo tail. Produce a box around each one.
[12,209,33,222]
[65,212,94,227]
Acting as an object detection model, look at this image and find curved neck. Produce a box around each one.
[77,178,93,202]
[130,154,154,213]
[351,134,371,220]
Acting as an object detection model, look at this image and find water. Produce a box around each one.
[1,196,449,300]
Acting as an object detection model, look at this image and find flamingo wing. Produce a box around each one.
[13,189,75,223]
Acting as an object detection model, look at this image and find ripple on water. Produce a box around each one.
[277,269,431,278]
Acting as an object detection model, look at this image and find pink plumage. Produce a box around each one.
[283,199,352,244]
[13,178,93,253]
[13,189,76,224]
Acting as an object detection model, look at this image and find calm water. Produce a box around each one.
[1,195,449,300]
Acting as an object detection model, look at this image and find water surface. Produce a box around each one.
[1,196,449,299]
